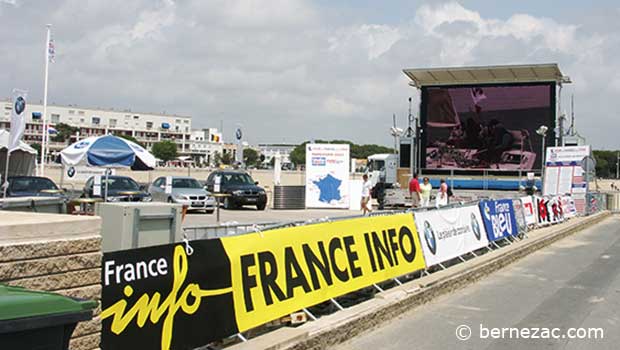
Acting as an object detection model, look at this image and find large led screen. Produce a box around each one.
[421,83,554,171]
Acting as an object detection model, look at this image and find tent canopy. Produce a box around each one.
[0,129,37,178]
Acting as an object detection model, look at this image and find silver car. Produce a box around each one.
[148,176,216,213]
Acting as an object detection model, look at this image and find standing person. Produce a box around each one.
[435,178,448,207]
[420,177,432,207]
[361,174,373,215]
[409,173,421,208]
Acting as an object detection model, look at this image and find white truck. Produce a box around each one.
[366,153,410,208]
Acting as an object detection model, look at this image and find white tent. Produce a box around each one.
[0,129,37,178]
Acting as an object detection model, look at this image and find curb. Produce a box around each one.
[229,211,612,350]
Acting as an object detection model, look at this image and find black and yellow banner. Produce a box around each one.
[101,213,426,350]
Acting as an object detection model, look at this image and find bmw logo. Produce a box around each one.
[67,167,76,178]
[236,128,242,140]
[74,141,90,149]
[471,213,481,240]
[14,96,26,115]
[423,220,437,255]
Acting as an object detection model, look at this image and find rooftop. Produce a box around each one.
[403,63,570,88]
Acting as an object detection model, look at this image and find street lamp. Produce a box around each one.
[536,125,549,192]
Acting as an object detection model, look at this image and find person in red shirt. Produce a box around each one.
[409,173,421,208]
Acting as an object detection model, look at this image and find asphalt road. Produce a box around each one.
[336,215,620,350]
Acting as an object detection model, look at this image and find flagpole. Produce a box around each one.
[40,24,51,176]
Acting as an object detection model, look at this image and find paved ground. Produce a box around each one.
[335,215,620,350]
[182,207,366,227]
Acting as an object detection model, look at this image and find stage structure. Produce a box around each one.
[402,64,571,175]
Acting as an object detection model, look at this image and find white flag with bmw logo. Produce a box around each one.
[8,89,28,152]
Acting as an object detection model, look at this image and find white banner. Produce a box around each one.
[534,195,565,225]
[66,166,115,182]
[560,195,577,218]
[8,89,28,152]
[520,196,537,226]
[305,143,350,208]
[414,205,489,267]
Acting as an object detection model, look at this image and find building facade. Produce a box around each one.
[0,100,192,156]
[189,128,224,166]
[258,143,296,165]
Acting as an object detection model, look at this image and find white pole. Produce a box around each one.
[40,24,51,176]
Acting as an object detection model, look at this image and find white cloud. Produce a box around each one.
[0,1,618,147]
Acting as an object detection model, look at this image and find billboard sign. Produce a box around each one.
[305,143,350,208]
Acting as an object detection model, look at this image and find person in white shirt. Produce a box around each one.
[361,174,373,215]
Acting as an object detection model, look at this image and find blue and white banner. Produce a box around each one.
[479,199,519,241]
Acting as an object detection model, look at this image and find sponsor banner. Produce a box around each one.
[560,195,577,218]
[512,198,528,233]
[101,213,426,349]
[221,213,425,331]
[479,199,520,241]
[534,196,564,225]
[305,143,350,208]
[65,165,115,181]
[101,240,237,350]
[520,196,538,226]
[545,146,591,166]
[414,205,489,267]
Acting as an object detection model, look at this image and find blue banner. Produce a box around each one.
[479,199,519,241]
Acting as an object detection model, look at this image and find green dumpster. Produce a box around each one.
[0,284,97,350]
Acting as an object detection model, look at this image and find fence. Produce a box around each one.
[100,192,593,350]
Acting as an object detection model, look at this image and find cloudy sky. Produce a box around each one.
[1,0,619,148]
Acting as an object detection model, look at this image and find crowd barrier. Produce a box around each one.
[99,192,583,350]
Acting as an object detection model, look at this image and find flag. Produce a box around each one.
[8,89,28,152]
[48,37,55,63]
[48,126,58,134]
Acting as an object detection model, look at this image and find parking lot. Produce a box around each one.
[182,207,361,227]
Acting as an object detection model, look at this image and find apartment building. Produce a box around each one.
[0,100,192,155]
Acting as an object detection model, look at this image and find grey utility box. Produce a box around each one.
[95,202,183,252]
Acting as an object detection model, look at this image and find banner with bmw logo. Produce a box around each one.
[478,199,520,241]
[414,205,489,267]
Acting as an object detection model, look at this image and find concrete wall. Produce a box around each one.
[0,212,102,350]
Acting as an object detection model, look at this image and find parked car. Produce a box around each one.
[83,175,152,202]
[2,176,66,199]
[205,170,267,210]
[148,176,215,213]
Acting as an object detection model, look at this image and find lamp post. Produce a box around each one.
[536,125,549,193]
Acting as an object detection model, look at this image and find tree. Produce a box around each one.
[221,151,233,165]
[243,148,260,167]
[117,134,144,147]
[151,141,177,162]
[50,123,78,143]
[29,143,41,155]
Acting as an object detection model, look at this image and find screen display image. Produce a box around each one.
[421,84,554,171]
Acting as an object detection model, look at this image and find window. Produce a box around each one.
[146,122,153,129]
[92,117,100,125]
[51,114,60,123]
[125,115,131,120]
[185,127,189,132]
[109,119,117,127]
[133,115,140,120]
[68,110,75,114]
[184,120,189,124]
[80,118,85,123]
[78,111,85,116]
